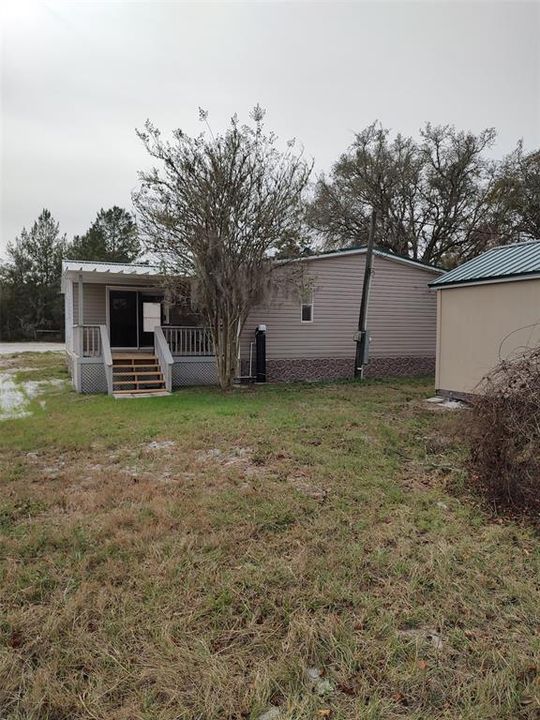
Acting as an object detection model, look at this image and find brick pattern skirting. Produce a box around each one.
[363,356,435,379]
[261,356,435,383]
[267,357,355,383]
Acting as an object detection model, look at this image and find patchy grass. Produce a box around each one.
[0,354,538,719]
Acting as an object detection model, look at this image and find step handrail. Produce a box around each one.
[154,326,174,392]
[99,324,113,395]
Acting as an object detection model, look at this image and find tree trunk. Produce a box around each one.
[211,316,240,390]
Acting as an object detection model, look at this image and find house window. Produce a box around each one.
[301,291,314,323]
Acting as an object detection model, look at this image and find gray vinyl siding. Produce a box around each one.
[71,258,438,363]
[239,254,439,361]
[368,257,439,357]
[73,284,107,325]
[72,281,160,326]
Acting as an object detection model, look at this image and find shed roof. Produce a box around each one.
[430,240,540,288]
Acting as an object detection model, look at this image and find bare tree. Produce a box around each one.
[307,122,497,267]
[490,144,540,242]
[133,107,312,389]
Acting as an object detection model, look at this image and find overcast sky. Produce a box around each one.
[1,0,539,256]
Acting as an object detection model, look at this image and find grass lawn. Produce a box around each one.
[0,353,538,719]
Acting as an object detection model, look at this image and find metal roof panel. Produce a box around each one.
[62,260,161,275]
[430,240,540,287]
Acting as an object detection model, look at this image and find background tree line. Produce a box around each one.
[0,207,140,341]
[308,123,540,267]
[0,118,538,342]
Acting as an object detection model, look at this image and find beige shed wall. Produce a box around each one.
[435,278,540,394]
[239,253,439,361]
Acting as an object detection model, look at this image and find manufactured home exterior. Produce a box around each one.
[62,261,217,395]
[240,249,441,382]
[430,240,540,398]
[62,249,441,395]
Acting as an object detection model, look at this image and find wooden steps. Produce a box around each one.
[111,353,167,396]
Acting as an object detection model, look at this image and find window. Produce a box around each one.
[300,291,314,323]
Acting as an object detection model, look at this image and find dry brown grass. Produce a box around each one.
[0,355,538,719]
[466,348,540,521]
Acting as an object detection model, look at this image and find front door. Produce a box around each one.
[110,290,138,347]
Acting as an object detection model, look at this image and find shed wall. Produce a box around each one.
[436,278,540,394]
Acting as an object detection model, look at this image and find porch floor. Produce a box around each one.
[112,352,156,360]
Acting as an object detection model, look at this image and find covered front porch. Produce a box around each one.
[62,261,218,394]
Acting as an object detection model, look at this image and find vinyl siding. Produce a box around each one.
[73,284,107,325]
[239,254,439,361]
[368,258,439,357]
[72,281,161,326]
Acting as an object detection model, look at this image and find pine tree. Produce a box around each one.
[68,206,140,262]
[1,209,66,339]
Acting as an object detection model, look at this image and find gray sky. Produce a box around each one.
[1,0,539,257]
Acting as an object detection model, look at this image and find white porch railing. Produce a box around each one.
[162,326,214,356]
[154,326,173,392]
[73,324,102,357]
[73,324,113,394]
[100,325,113,395]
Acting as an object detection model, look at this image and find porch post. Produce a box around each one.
[78,273,84,356]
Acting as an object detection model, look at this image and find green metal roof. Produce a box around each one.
[430,240,540,288]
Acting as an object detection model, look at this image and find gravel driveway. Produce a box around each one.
[0,342,64,355]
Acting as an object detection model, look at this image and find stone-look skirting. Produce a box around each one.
[267,357,355,383]
[264,356,435,383]
[363,356,435,379]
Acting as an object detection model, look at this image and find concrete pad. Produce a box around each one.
[424,397,466,411]
[0,342,65,355]
[113,391,170,399]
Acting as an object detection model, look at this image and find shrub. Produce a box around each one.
[466,348,540,521]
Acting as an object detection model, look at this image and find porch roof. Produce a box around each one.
[61,259,162,292]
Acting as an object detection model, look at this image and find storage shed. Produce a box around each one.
[430,240,540,398]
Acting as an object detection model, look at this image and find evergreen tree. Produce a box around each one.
[1,210,66,339]
[68,206,140,262]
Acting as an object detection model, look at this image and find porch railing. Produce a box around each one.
[154,326,173,392]
[100,325,113,395]
[73,324,113,394]
[74,324,102,357]
[162,326,214,356]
